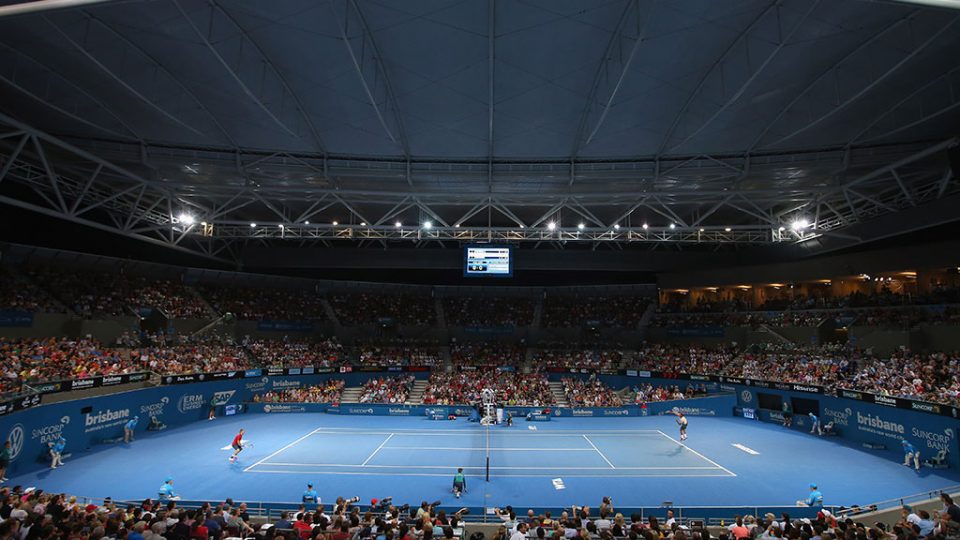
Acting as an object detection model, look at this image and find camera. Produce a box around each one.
[348,496,360,504]
[456,508,470,516]
[399,504,410,512]
[430,500,442,508]
[378,497,393,508]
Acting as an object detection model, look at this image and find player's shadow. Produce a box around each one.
[663,446,684,458]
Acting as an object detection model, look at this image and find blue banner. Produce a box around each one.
[0,310,33,327]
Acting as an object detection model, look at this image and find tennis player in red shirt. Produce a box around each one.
[229,428,245,462]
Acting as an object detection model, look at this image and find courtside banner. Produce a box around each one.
[29,373,153,395]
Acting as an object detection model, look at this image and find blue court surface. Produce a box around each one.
[11,413,959,508]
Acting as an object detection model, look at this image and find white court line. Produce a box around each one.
[312,428,664,435]
[243,428,320,472]
[361,433,395,466]
[656,430,737,477]
[377,447,597,451]
[312,431,667,438]
[259,462,718,470]
[248,469,733,478]
[582,435,616,469]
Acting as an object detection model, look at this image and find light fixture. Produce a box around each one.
[200,221,207,226]
[791,218,810,231]
[395,221,402,227]
[577,223,585,230]
[423,221,432,229]
[669,223,676,229]
[778,226,785,232]
[332,221,338,226]
[360,222,366,226]
[454,223,460,228]
[177,212,195,225]
[304,221,310,225]
[547,222,556,231]
[250,223,257,228]
[642,223,649,230]
[699,228,704,232]
[725,227,732,232]
[613,224,621,230]
[279,224,284,229]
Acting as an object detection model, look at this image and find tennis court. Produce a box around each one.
[243,427,735,478]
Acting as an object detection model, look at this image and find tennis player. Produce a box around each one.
[672,410,688,441]
[229,428,245,462]
[453,468,466,499]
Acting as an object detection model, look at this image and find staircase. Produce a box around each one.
[186,285,218,318]
[757,324,794,345]
[340,386,364,403]
[321,298,341,326]
[406,379,429,405]
[548,381,569,407]
[530,295,543,330]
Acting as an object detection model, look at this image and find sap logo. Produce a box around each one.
[912,427,955,451]
[178,394,206,414]
[211,391,236,406]
[856,412,905,435]
[740,390,753,403]
[7,424,24,460]
[823,407,852,426]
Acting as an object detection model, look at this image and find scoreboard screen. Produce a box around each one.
[463,245,513,277]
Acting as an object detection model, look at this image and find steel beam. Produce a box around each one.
[328,0,409,156]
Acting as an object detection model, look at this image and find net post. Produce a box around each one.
[486,455,490,482]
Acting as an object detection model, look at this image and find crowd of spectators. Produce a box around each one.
[0,268,60,313]
[442,296,535,327]
[421,369,553,406]
[251,380,345,404]
[0,337,130,395]
[532,348,626,370]
[196,285,327,321]
[329,293,435,326]
[357,375,415,404]
[357,341,443,366]
[449,342,525,366]
[542,295,650,328]
[129,334,252,375]
[631,382,705,404]
[245,338,344,367]
[560,377,623,407]
[25,268,210,319]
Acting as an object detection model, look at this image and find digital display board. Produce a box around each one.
[463,245,513,277]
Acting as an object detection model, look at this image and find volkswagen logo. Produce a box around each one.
[740,390,753,403]
[8,424,24,460]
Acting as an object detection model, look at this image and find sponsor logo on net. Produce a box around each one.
[856,412,905,439]
[178,394,205,414]
[823,407,852,426]
[84,408,130,432]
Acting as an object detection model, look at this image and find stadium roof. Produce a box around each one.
[0,0,958,264]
